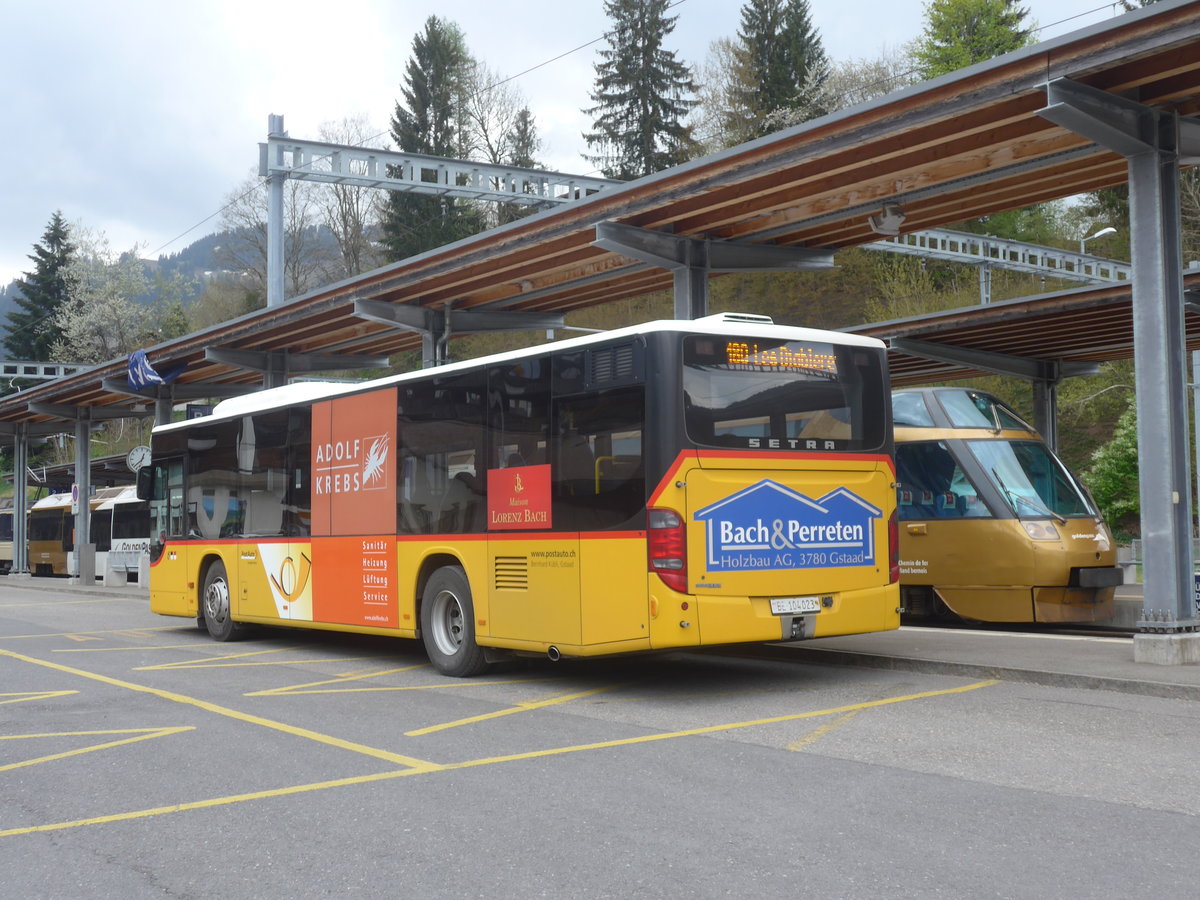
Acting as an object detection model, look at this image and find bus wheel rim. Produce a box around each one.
[431,590,464,656]
[204,578,230,624]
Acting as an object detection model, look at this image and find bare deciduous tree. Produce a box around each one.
[691,37,758,153]
[317,115,387,278]
[215,173,336,300]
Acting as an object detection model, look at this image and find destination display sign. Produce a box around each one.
[687,336,839,375]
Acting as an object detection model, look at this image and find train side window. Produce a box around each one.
[896,442,990,520]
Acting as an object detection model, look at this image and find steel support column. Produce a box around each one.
[1032,377,1059,452]
[74,412,93,581]
[11,424,29,575]
[266,114,286,308]
[353,301,565,368]
[889,337,1095,449]
[1041,78,1200,648]
[592,222,835,320]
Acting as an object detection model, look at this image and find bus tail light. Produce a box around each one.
[648,507,688,593]
[889,509,900,583]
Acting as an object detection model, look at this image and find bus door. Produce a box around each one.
[486,360,582,646]
[147,458,194,616]
[545,387,648,650]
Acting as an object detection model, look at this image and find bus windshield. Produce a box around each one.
[967,439,1095,519]
[682,335,887,450]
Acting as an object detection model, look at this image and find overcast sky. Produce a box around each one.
[0,0,1124,285]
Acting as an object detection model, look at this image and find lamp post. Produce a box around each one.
[1080,226,1117,254]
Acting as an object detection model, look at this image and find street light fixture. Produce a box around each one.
[1079,226,1117,254]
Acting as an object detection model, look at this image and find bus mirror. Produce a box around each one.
[135,465,153,501]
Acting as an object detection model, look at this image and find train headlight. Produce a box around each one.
[1022,521,1060,541]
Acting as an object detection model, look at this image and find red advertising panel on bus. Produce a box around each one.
[487,464,552,530]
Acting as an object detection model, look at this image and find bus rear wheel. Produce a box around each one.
[201,560,246,642]
[421,566,488,677]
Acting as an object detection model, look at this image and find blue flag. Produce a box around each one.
[128,349,164,390]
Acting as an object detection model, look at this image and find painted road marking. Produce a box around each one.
[246,664,431,696]
[0,727,194,773]
[0,649,997,839]
[404,684,627,736]
[0,648,437,771]
[0,690,77,706]
[0,626,179,641]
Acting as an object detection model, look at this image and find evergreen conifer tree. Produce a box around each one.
[584,0,697,180]
[733,0,829,137]
[4,211,74,361]
[382,16,484,261]
[913,0,1032,79]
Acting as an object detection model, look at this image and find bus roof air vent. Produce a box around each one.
[703,312,774,326]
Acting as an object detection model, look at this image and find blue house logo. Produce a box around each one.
[694,480,881,572]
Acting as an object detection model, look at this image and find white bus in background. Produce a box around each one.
[30,486,149,580]
[92,486,150,581]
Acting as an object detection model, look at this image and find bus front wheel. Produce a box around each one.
[421,566,488,677]
[201,560,246,642]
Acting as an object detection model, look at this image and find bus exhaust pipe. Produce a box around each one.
[547,646,561,662]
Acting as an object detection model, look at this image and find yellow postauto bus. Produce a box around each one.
[893,386,1121,624]
[138,313,900,675]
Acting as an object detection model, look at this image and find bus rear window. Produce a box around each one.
[682,335,888,451]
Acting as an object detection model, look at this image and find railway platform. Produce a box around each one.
[6,575,1200,700]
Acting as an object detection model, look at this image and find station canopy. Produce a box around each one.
[2,0,1199,427]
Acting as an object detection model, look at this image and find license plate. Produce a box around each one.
[770,596,821,615]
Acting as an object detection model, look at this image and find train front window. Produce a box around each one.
[892,393,935,427]
[895,441,990,520]
[937,390,1032,431]
[967,440,1095,519]
[683,336,887,450]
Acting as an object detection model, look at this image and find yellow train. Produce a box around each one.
[893,387,1121,624]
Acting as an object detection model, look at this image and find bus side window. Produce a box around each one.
[553,386,645,530]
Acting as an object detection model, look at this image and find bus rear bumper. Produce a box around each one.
[653,582,900,648]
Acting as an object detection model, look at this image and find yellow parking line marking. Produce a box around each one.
[136,655,391,671]
[0,690,78,706]
[246,680,544,696]
[787,686,908,751]
[404,684,626,736]
[246,664,430,696]
[0,626,179,641]
[0,767,424,838]
[435,680,1001,769]
[63,635,103,643]
[0,679,996,839]
[53,643,214,653]
[0,597,141,610]
[135,646,310,669]
[787,709,865,751]
[0,727,195,773]
[0,648,437,771]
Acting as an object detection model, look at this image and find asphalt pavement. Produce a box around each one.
[10,574,1200,701]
